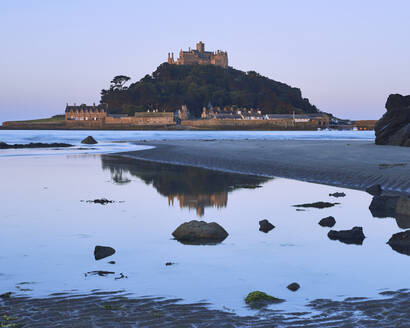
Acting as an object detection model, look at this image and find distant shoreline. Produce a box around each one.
[119,139,410,195]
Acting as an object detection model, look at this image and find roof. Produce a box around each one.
[265,114,327,119]
[65,103,107,113]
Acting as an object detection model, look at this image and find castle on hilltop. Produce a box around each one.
[167,41,228,68]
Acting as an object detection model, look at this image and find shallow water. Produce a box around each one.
[0,129,374,145]
[0,150,408,315]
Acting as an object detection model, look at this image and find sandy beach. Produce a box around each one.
[123,139,410,195]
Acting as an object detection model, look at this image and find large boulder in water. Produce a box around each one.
[387,230,410,255]
[328,226,365,245]
[94,245,115,260]
[369,196,410,229]
[319,216,336,227]
[172,220,228,245]
[81,136,98,144]
[374,94,410,147]
[259,219,275,233]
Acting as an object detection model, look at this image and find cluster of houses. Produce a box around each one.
[200,105,330,127]
[64,103,330,128]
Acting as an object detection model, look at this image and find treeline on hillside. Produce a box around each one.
[100,63,319,117]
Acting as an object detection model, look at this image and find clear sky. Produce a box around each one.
[1,0,409,123]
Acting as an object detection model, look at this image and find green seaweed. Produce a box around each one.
[0,292,12,298]
[1,315,18,328]
[245,291,285,308]
[103,304,121,310]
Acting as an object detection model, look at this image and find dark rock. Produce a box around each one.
[81,136,98,144]
[172,220,228,245]
[366,184,382,196]
[0,292,12,298]
[85,271,115,277]
[329,192,346,198]
[287,283,300,292]
[165,262,174,266]
[87,198,114,205]
[108,261,116,264]
[318,216,336,227]
[328,227,365,245]
[369,195,399,218]
[94,246,116,260]
[259,219,275,233]
[0,142,72,149]
[375,94,410,147]
[369,195,410,229]
[115,273,128,280]
[293,202,339,209]
[244,291,285,308]
[387,230,410,256]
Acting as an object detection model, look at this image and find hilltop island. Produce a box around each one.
[2,42,375,131]
[1,41,352,131]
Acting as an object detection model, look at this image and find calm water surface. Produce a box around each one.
[0,148,408,315]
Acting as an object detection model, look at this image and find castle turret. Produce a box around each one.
[196,41,204,53]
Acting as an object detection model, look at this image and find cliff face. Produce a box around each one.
[375,94,410,147]
[100,63,319,117]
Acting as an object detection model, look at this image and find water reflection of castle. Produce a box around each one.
[101,155,269,216]
[168,192,228,217]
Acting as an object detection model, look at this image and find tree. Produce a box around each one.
[100,64,320,117]
[110,75,131,90]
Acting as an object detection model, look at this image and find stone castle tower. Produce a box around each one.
[168,41,228,68]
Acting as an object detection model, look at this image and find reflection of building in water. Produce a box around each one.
[168,192,228,216]
[101,155,270,216]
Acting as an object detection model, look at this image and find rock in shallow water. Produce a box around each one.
[387,230,410,256]
[94,246,116,260]
[172,220,228,245]
[287,283,300,292]
[328,227,365,245]
[259,219,275,233]
[293,202,339,209]
[318,216,336,227]
[329,192,346,198]
[366,184,382,196]
[0,142,72,149]
[369,196,410,229]
[245,291,285,308]
[81,136,98,144]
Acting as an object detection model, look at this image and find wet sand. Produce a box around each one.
[1,289,409,327]
[123,140,410,195]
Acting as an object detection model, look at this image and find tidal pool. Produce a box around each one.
[0,152,408,315]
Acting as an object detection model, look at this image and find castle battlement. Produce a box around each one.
[168,41,228,68]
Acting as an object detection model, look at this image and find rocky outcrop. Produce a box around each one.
[387,230,410,256]
[366,184,382,196]
[172,220,228,244]
[319,216,336,227]
[369,196,410,229]
[328,227,365,245]
[0,142,72,149]
[94,246,116,260]
[81,136,98,144]
[259,219,275,233]
[293,202,339,209]
[375,94,410,147]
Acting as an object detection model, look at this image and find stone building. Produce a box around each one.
[65,103,175,126]
[168,41,228,68]
[65,103,107,121]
